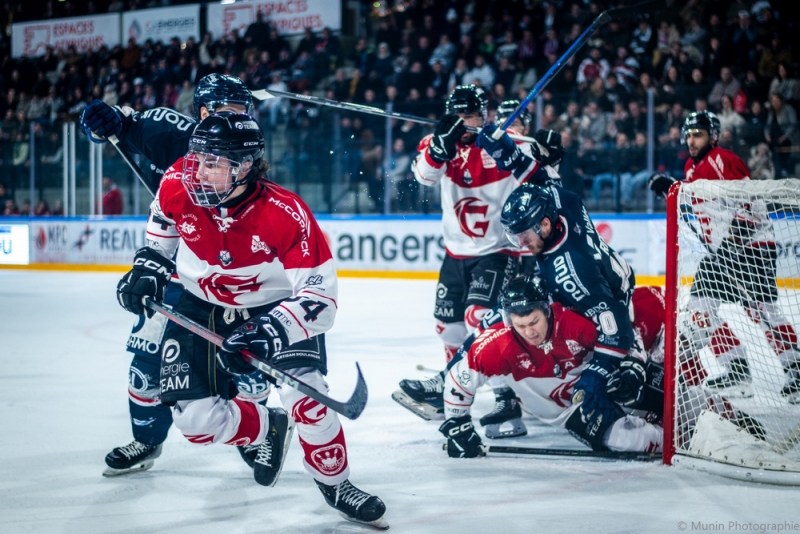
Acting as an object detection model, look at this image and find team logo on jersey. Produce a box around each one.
[539,340,553,354]
[566,339,584,356]
[178,221,196,234]
[454,197,490,239]
[549,377,578,408]
[436,283,448,299]
[310,444,346,475]
[213,214,235,233]
[198,273,260,305]
[218,250,232,266]
[462,170,473,184]
[517,355,533,370]
[292,397,328,425]
[553,363,562,377]
[251,235,271,255]
[304,275,324,286]
[177,214,201,242]
[457,369,471,387]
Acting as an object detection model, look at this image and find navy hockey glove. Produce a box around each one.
[648,173,678,199]
[222,314,290,363]
[79,100,122,143]
[439,415,485,458]
[429,113,466,164]
[216,349,256,376]
[572,357,621,427]
[477,123,530,171]
[532,128,566,166]
[117,247,175,317]
[606,355,647,408]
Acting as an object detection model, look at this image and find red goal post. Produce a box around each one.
[663,179,800,485]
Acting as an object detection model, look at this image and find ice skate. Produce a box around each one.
[781,362,800,404]
[704,358,753,399]
[253,407,294,487]
[316,479,389,530]
[398,374,445,404]
[480,388,527,439]
[103,440,163,477]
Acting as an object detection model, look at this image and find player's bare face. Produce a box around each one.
[685,130,709,158]
[511,309,549,346]
[459,112,483,144]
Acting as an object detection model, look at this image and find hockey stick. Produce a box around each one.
[498,0,666,133]
[145,298,369,420]
[250,88,537,143]
[104,134,156,197]
[442,443,661,461]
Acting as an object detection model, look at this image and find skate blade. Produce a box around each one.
[391,390,443,421]
[268,418,295,488]
[338,511,390,530]
[102,460,155,477]
[484,420,528,439]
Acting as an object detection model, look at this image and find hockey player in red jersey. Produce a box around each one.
[411,88,563,437]
[649,111,800,403]
[116,112,387,529]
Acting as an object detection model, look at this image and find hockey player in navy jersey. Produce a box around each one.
[116,112,387,529]
[79,74,273,476]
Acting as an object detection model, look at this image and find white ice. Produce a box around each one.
[0,271,796,534]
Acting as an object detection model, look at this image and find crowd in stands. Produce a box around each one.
[1,0,798,214]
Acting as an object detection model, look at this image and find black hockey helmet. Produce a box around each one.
[446,84,488,119]
[682,111,721,143]
[499,274,551,321]
[193,74,255,119]
[501,183,559,243]
[496,100,532,129]
[182,112,265,207]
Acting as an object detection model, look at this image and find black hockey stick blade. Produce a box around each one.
[486,445,662,461]
[146,299,369,420]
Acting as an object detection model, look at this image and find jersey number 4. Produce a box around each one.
[285,297,329,322]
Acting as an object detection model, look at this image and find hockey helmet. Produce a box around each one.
[193,74,255,119]
[501,183,559,247]
[499,275,551,323]
[496,100,532,129]
[446,84,488,119]
[182,112,265,207]
[682,111,721,143]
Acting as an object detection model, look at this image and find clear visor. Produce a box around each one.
[182,151,242,207]
[504,227,538,249]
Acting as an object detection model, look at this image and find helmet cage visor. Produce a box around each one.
[182,151,251,207]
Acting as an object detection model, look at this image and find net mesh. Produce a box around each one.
[670,179,800,472]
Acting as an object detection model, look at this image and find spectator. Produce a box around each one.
[429,35,456,72]
[33,200,51,216]
[708,67,742,110]
[768,63,799,104]
[175,81,194,117]
[463,54,494,88]
[591,131,630,203]
[731,11,758,71]
[619,131,652,207]
[558,100,582,140]
[262,72,289,127]
[748,142,775,180]
[680,18,707,58]
[101,176,123,215]
[494,30,518,64]
[0,183,10,204]
[657,125,689,179]
[629,19,653,57]
[388,138,416,212]
[579,100,609,145]
[4,199,20,216]
[765,92,798,178]
[758,34,792,80]
[718,94,746,137]
[374,43,394,79]
[576,47,610,90]
[742,99,768,147]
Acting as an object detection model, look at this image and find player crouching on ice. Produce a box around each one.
[115,112,387,529]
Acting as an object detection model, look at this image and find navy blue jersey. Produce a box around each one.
[116,106,197,193]
[537,185,636,361]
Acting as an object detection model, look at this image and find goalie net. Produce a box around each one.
[664,179,800,485]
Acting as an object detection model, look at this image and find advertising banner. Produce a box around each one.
[29,219,147,265]
[12,14,120,58]
[207,0,341,39]
[122,5,201,45]
[0,224,30,265]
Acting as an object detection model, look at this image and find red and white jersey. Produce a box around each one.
[145,158,338,345]
[684,145,772,253]
[412,131,540,258]
[445,287,666,425]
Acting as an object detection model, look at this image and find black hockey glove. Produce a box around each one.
[117,247,175,317]
[477,123,529,171]
[728,202,757,245]
[606,355,647,408]
[439,415,485,458]
[80,100,123,143]
[429,113,466,164]
[572,357,621,427]
[648,173,678,199]
[222,314,290,363]
[532,128,566,167]
[216,349,257,376]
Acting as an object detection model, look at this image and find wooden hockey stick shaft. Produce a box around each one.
[146,298,369,420]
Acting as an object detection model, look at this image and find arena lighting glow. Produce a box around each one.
[220,0,235,5]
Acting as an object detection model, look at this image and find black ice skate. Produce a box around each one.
[704,358,754,399]
[392,374,445,420]
[480,388,527,439]
[253,407,295,487]
[103,440,163,477]
[316,479,389,530]
[781,362,800,404]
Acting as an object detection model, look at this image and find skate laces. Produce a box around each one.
[335,480,370,509]
[255,439,273,467]
[421,375,443,393]
[118,441,148,459]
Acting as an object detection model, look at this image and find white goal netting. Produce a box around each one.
[665,179,800,484]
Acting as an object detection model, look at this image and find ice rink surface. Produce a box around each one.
[0,271,797,534]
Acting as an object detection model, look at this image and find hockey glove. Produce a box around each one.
[648,173,678,199]
[606,355,647,407]
[439,415,485,458]
[216,349,257,376]
[117,247,175,317]
[572,356,621,427]
[728,202,757,245]
[476,123,529,171]
[80,100,123,143]
[532,129,566,167]
[222,314,290,363]
[429,113,466,164]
